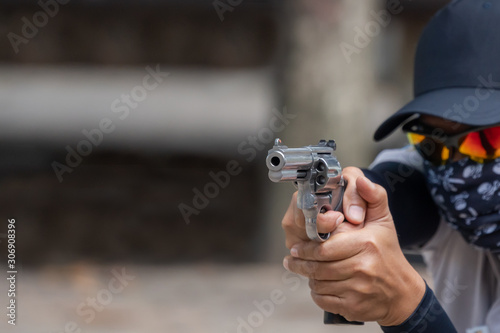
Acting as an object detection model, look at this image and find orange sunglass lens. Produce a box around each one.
[459,126,500,159]
[407,133,449,165]
[407,133,425,145]
[441,146,450,161]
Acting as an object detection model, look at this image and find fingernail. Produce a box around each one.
[291,247,298,257]
[349,205,364,222]
[283,258,289,271]
[336,215,344,226]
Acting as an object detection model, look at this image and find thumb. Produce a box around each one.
[355,176,392,225]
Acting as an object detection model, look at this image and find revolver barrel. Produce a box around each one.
[266,147,315,182]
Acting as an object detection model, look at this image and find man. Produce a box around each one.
[281,1,500,332]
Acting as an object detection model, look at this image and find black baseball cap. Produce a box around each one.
[374,0,500,141]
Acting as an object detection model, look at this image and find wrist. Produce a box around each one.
[378,264,426,326]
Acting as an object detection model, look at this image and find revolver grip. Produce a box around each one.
[321,179,364,326]
[324,312,364,325]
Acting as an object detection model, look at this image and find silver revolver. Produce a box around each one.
[266,138,363,326]
[266,138,346,242]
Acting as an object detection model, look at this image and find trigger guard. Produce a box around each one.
[306,184,346,242]
[306,217,330,242]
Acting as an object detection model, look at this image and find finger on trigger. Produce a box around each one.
[317,210,344,234]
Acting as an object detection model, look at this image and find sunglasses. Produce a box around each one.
[402,119,500,165]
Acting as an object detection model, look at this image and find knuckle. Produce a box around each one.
[358,260,377,279]
[352,281,373,297]
[361,233,380,254]
[352,238,379,273]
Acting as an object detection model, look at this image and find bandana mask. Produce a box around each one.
[424,157,500,252]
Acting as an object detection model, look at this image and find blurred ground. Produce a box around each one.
[0,263,430,333]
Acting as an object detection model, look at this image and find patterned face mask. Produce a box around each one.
[424,157,500,252]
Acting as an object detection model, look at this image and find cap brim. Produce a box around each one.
[374,87,500,141]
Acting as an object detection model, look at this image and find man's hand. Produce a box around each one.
[281,172,426,326]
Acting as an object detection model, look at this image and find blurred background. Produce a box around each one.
[0,0,449,332]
